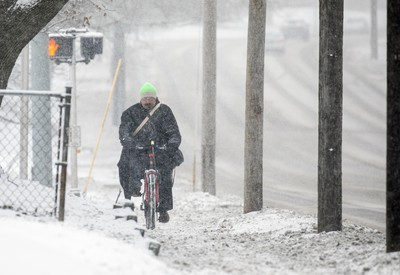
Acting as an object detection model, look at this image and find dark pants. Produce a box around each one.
[118,148,174,211]
[157,168,174,212]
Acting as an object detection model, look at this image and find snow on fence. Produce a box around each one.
[0,90,64,216]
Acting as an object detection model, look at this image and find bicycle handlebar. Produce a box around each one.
[135,144,166,151]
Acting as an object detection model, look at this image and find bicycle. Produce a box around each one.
[136,140,165,230]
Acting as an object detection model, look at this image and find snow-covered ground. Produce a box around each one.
[1,176,399,274]
[0,216,172,275]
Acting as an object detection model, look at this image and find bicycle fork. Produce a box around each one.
[140,169,159,210]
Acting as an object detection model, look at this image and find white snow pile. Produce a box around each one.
[0,218,170,275]
[0,190,176,275]
[1,178,400,275]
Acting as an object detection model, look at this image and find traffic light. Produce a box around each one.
[48,34,73,60]
[49,30,103,65]
[80,33,103,63]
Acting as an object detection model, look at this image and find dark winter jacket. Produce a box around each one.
[118,99,181,169]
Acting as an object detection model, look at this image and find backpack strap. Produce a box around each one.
[132,103,161,137]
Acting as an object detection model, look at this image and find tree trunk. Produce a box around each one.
[201,0,217,195]
[0,0,69,105]
[244,0,266,214]
[387,0,400,253]
[318,0,344,233]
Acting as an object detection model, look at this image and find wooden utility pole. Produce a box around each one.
[201,0,217,195]
[387,0,400,253]
[318,0,344,232]
[370,0,378,59]
[244,0,266,214]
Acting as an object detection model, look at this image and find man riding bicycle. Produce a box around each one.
[118,82,182,223]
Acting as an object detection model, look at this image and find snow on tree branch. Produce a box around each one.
[9,0,41,11]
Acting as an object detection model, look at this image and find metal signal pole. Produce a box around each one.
[69,33,80,195]
[20,45,29,180]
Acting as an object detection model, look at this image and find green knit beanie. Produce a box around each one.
[139,82,157,99]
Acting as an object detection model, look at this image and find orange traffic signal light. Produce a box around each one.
[48,34,73,60]
[48,38,59,57]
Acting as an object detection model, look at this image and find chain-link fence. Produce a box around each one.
[0,90,64,216]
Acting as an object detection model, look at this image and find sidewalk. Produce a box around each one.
[142,178,399,275]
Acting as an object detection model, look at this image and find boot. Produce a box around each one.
[159,211,170,223]
[131,187,142,197]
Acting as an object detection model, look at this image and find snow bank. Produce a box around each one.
[0,173,54,215]
[0,218,173,275]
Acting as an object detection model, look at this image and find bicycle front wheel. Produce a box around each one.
[144,202,155,230]
[144,173,157,230]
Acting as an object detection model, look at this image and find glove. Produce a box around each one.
[121,137,135,149]
[165,143,177,156]
[156,149,174,168]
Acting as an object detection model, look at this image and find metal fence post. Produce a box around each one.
[58,86,72,222]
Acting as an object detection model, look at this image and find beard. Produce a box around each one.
[143,102,155,110]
